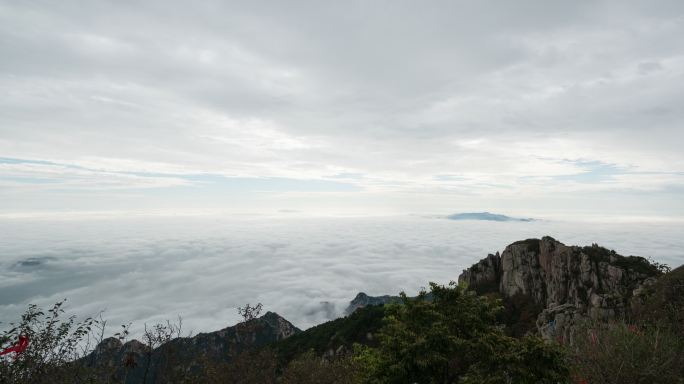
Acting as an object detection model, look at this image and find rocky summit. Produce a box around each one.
[345,292,402,315]
[458,236,662,342]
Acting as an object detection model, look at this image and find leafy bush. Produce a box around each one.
[0,300,100,384]
[355,282,569,384]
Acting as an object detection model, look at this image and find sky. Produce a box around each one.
[1,0,684,218]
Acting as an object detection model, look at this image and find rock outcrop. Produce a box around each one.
[458,236,661,342]
[345,292,402,315]
[458,252,501,294]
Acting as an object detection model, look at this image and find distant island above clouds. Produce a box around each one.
[446,212,534,222]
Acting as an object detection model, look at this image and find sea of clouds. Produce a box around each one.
[1,215,683,338]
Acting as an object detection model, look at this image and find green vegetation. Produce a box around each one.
[280,351,362,384]
[468,279,500,295]
[580,244,665,277]
[610,255,659,275]
[273,304,385,364]
[0,301,102,384]
[579,244,617,263]
[511,238,541,253]
[631,265,684,336]
[498,292,544,337]
[354,282,569,384]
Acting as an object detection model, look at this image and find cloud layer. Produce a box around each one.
[1,216,682,336]
[1,1,684,217]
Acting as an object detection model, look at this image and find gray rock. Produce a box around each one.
[457,253,501,294]
[345,292,402,315]
[459,236,660,341]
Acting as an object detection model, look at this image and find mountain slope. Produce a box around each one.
[84,311,299,383]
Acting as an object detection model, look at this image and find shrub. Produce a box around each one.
[631,265,684,337]
[568,320,684,384]
[0,300,100,384]
[281,350,362,384]
[355,282,570,384]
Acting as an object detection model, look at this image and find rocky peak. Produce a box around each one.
[259,311,299,340]
[459,236,661,342]
[84,311,300,383]
[345,292,402,315]
[92,337,123,356]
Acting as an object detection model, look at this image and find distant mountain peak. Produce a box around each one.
[84,311,300,382]
[446,212,533,222]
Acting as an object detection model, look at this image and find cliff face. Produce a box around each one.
[458,236,660,342]
[458,252,502,294]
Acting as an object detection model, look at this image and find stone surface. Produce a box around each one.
[345,292,402,315]
[458,236,661,340]
[457,252,501,294]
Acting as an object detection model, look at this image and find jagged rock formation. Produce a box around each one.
[458,236,661,342]
[84,311,299,383]
[458,252,502,294]
[345,292,402,315]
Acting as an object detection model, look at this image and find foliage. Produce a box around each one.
[498,292,543,337]
[0,300,100,384]
[273,304,386,364]
[631,264,684,336]
[237,303,263,323]
[460,336,569,384]
[235,303,264,349]
[0,301,193,384]
[141,317,186,384]
[646,257,672,274]
[197,348,279,384]
[281,350,362,384]
[581,244,664,277]
[355,282,569,384]
[568,320,684,384]
[511,238,541,253]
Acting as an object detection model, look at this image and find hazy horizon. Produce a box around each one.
[2,215,683,338]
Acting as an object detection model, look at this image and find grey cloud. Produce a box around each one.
[1,216,683,337]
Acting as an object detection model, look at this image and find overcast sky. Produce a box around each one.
[2,1,683,218]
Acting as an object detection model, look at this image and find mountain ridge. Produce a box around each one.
[446,212,534,222]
